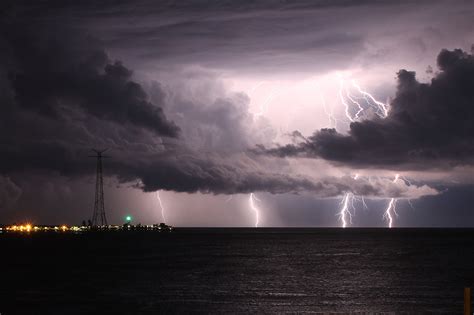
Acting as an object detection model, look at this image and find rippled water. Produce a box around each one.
[1,228,473,314]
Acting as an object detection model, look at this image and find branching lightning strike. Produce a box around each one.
[351,81,389,118]
[247,77,410,229]
[337,173,370,228]
[338,193,352,228]
[383,198,398,228]
[337,191,368,228]
[338,76,390,123]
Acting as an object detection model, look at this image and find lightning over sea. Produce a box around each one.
[3,70,472,315]
[4,1,474,314]
[245,76,427,230]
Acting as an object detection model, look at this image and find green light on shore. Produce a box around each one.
[125,215,132,222]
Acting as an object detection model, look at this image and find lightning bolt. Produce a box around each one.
[235,75,430,231]
[337,174,370,228]
[351,80,389,118]
[337,75,390,123]
[249,193,261,227]
[345,82,365,120]
[360,196,368,210]
[247,78,404,230]
[383,198,398,228]
[383,174,400,228]
[156,191,166,223]
[393,173,400,182]
[339,79,355,123]
[334,76,412,229]
[338,193,353,228]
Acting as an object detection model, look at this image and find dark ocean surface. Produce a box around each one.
[1,228,474,314]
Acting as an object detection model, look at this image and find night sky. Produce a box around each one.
[1,0,474,227]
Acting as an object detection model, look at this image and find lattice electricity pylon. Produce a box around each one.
[89,149,109,226]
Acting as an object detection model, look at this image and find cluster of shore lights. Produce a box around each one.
[0,223,172,233]
[1,224,75,232]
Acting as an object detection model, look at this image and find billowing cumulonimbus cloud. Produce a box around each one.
[4,25,180,137]
[258,47,474,170]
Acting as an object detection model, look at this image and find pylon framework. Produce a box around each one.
[89,149,109,226]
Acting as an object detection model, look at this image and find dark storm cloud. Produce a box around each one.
[258,47,474,170]
[3,25,180,137]
[0,23,325,195]
[120,153,319,195]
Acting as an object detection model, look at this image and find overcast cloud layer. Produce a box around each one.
[4,0,473,78]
